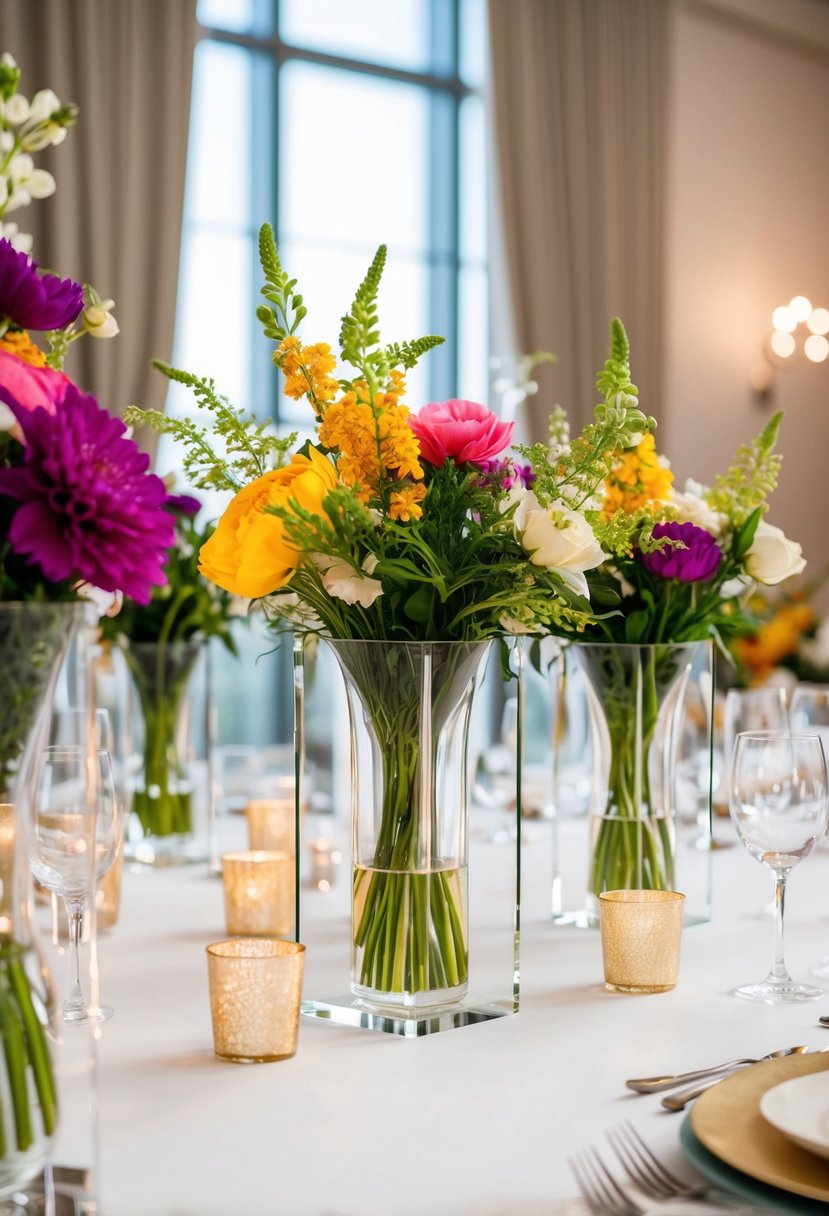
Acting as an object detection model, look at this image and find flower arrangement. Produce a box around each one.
[523,362,804,901]
[0,54,176,1169]
[729,573,828,687]
[128,225,649,1001]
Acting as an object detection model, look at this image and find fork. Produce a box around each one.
[605,1122,706,1201]
[569,1125,795,1214]
[568,1146,643,1216]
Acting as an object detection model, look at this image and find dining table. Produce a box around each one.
[47,808,829,1216]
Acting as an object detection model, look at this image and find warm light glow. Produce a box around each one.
[804,335,829,363]
[808,307,829,336]
[770,330,796,358]
[789,295,812,323]
[772,306,796,333]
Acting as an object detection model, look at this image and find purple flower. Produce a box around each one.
[0,387,176,603]
[640,521,722,583]
[474,458,536,492]
[164,493,201,517]
[0,238,84,330]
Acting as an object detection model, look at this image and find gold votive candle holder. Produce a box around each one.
[96,834,124,932]
[599,889,685,993]
[309,837,343,891]
[206,938,305,1063]
[221,850,293,937]
[245,798,295,853]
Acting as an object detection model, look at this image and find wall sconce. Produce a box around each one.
[752,296,829,403]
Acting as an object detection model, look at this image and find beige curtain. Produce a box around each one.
[0,0,198,451]
[488,0,671,435]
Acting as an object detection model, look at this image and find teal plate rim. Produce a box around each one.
[679,1116,829,1214]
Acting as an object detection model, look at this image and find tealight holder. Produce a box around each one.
[599,889,685,993]
[206,939,305,1062]
[221,850,293,937]
[245,798,295,853]
[308,837,343,891]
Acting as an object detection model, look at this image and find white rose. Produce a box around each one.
[669,486,726,537]
[513,492,605,599]
[744,520,806,585]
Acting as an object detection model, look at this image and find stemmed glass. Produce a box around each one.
[27,745,119,1024]
[729,730,828,1002]
[723,687,790,763]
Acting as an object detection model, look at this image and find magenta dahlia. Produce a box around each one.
[640,521,722,583]
[0,238,84,331]
[0,386,175,603]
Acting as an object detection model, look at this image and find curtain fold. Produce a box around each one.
[488,0,671,434]
[0,0,198,451]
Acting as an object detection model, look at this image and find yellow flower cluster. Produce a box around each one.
[275,337,339,411]
[0,329,47,367]
[389,482,427,521]
[733,601,815,684]
[319,377,425,514]
[603,433,674,517]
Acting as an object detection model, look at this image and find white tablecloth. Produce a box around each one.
[62,814,829,1216]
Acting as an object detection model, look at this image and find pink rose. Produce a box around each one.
[0,347,72,423]
[409,399,514,466]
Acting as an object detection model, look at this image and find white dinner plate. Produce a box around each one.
[760,1071,829,1162]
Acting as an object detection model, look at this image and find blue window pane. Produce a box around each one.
[459,95,487,263]
[197,0,273,36]
[460,0,488,88]
[280,0,429,72]
[280,63,429,254]
[458,265,489,405]
[278,240,431,416]
[186,42,253,226]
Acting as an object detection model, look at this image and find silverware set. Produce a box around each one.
[625,1045,808,1112]
[568,1121,792,1215]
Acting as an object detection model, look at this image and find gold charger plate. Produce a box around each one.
[690,1053,829,1203]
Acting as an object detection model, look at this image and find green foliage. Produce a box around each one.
[255,222,306,342]
[707,410,783,525]
[125,363,294,492]
[384,335,445,371]
[339,244,388,383]
[520,319,653,511]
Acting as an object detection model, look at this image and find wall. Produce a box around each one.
[665,0,829,591]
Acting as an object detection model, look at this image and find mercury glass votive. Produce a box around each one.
[206,939,305,1063]
[221,849,293,937]
[599,890,685,993]
[308,837,343,891]
[245,798,295,853]
[96,835,124,932]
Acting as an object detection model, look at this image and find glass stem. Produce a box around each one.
[64,897,87,1015]
[770,868,791,982]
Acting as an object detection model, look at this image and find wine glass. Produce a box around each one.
[723,686,790,763]
[27,746,119,1024]
[729,731,828,1003]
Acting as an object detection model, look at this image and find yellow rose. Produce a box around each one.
[199,447,337,597]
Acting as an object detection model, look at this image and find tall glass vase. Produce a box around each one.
[0,603,82,1201]
[326,638,491,1013]
[121,638,207,867]
[574,640,713,926]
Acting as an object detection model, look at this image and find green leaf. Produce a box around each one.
[624,610,649,643]
[403,585,434,623]
[734,505,763,558]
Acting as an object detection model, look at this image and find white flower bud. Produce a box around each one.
[26,168,55,199]
[9,154,33,184]
[5,93,29,125]
[1,54,17,69]
[0,132,13,153]
[84,309,119,339]
[4,188,30,213]
[28,88,60,125]
[0,222,32,253]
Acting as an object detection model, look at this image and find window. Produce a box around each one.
[162,0,490,753]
